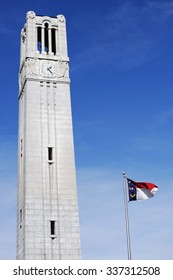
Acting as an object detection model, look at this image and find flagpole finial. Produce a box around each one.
[122,172,126,177]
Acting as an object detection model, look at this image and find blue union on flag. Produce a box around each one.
[127,178,158,201]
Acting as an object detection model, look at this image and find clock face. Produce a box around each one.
[41,61,56,78]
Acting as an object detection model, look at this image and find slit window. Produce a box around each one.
[48,147,53,161]
[20,138,23,157]
[50,220,55,235]
[20,209,22,228]
[37,27,42,53]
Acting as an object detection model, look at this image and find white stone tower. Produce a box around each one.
[17,11,81,259]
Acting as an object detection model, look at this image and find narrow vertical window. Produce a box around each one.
[52,28,56,55]
[44,23,49,53]
[20,209,22,228]
[50,221,55,235]
[48,147,53,161]
[20,138,23,157]
[37,27,42,53]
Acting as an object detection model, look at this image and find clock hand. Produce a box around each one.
[47,67,53,74]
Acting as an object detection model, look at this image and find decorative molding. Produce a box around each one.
[26,11,36,20]
[57,15,65,23]
[19,64,26,93]
[21,25,26,43]
[27,58,39,77]
[58,60,69,79]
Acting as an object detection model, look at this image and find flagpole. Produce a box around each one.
[122,172,132,260]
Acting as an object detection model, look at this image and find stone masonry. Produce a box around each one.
[17,11,81,259]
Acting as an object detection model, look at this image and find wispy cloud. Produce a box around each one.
[153,108,173,127]
[132,136,170,151]
[146,0,173,20]
[71,0,173,71]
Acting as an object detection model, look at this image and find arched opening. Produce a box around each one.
[37,27,42,53]
[52,28,56,55]
[37,22,57,55]
[44,23,49,53]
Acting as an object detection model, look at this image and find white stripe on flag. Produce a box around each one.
[136,187,158,200]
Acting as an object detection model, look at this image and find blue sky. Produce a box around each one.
[0,0,173,259]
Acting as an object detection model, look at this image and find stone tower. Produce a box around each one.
[17,11,81,259]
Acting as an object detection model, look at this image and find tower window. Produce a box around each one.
[44,23,49,53]
[20,138,23,157]
[20,209,22,228]
[48,147,53,161]
[52,28,56,55]
[37,27,42,53]
[50,220,55,235]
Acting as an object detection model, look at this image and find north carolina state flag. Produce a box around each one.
[127,178,158,201]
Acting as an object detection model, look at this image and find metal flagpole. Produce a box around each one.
[122,172,132,260]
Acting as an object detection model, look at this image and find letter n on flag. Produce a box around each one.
[127,178,158,201]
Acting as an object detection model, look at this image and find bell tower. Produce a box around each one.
[17,11,81,259]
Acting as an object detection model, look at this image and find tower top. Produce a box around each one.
[20,11,68,67]
[26,11,66,21]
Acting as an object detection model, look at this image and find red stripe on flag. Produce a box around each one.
[135,182,158,191]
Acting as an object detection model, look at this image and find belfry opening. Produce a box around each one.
[37,22,57,54]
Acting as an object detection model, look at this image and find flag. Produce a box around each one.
[127,178,158,201]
